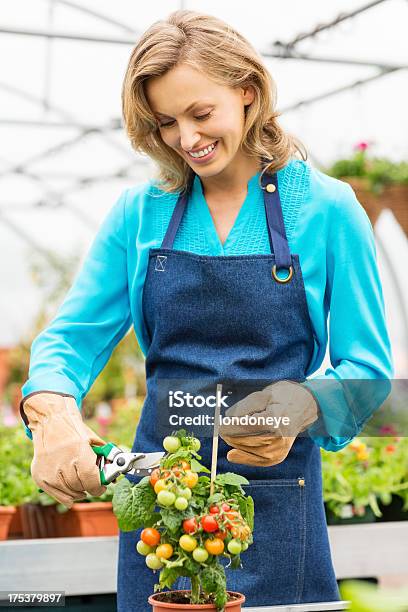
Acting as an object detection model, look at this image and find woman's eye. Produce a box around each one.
[195,112,212,121]
[160,120,176,129]
[159,112,212,129]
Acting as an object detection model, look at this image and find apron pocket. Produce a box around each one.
[220,477,307,606]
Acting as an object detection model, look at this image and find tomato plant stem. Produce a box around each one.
[190,575,201,604]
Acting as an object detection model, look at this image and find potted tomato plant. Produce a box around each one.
[113,430,253,611]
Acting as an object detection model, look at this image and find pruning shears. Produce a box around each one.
[92,442,165,486]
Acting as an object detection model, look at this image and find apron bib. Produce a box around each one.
[117,168,339,610]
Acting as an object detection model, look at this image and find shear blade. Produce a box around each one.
[127,451,165,474]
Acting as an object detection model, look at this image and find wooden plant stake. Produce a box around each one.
[210,383,222,496]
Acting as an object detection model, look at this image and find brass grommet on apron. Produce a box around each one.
[272,264,293,283]
[265,183,276,193]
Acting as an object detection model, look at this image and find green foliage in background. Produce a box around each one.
[321,436,408,519]
[327,147,408,192]
[0,424,40,506]
[340,580,408,611]
[85,397,143,450]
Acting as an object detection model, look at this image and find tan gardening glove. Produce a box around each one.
[21,393,107,508]
[219,380,319,467]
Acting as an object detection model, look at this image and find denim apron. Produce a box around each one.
[117,167,340,611]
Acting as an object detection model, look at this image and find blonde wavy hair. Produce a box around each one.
[122,10,306,193]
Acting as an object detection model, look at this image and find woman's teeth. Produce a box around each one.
[188,141,217,158]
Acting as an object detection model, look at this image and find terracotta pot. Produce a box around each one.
[344,178,408,235]
[148,591,245,611]
[0,506,16,540]
[8,506,23,538]
[55,502,118,537]
[20,503,60,538]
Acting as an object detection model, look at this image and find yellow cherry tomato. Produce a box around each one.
[154,479,168,494]
[182,470,199,489]
[156,543,174,559]
[179,534,198,552]
[204,538,224,556]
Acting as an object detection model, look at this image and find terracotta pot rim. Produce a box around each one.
[69,501,113,512]
[0,506,16,514]
[148,590,245,609]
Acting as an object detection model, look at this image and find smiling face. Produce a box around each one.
[145,63,256,185]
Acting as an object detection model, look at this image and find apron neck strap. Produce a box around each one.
[161,162,291,270]
[260,170,292,269]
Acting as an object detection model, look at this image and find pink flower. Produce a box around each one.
[379,424,398,436]
[354,141,369,151]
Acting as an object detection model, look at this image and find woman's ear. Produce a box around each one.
[242,84,255,106]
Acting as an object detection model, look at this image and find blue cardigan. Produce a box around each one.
[21,159,394,450]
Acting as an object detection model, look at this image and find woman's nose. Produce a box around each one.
[179,125,201,152]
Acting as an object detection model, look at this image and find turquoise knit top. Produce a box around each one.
[21,159,394,450]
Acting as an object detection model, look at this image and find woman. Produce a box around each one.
[20,10,393,610]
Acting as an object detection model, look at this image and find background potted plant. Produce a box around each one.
[326,143,408,234]
[0,423,40,539]
[52,481,119,537]
[113,430,252,611]
[321,436,408,524]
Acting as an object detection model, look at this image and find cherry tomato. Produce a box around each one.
[179,534,197,552]
[209,505,219,514]
[182,470,199,489]
[204,538,224,556]
[154,479,168,494]
[149,468,161,488]
[141,528,161,547]
[157,490,176,507]
[156,543,173,559]
[201,515,218,533]
[241,541,249,551]
[174,497,189,510]
[163,436,181,453]
[172,461,191,477]
[183,518,199,534]
[145,553,163,570]
[192,547,209,563]
[214,529,227,541]
[225,511,240,529]
[136,540,153,556]
[227,539,242,555]
[177,487,192,500]
[221,503,231,512]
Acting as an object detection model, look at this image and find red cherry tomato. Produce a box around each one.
[221,503,231,512]
[209,505,220,514]
[149,468,161,488]
[141,528,161,547]
[225,511,240,530]
[201,515,219,533]
[183,518,199,534]
[214,529,227,541]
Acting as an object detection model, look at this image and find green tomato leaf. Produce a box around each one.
[112,477,156,531]
[215,473,249,487]
[207,492,225,505]
[190,458,211,474]
[157,566,184,590]
[160,507,183,533]
[201,564,227,609]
